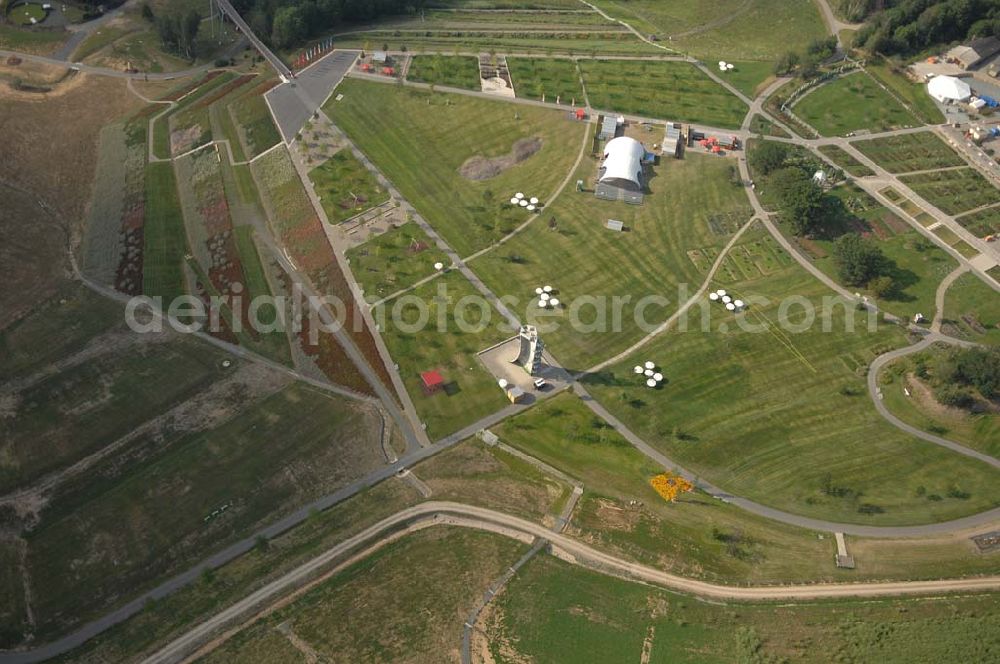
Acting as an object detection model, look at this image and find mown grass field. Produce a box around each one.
[900,168,1000,216]
[0,22,65,54]
[471,154,753,368]
[583,263,1000,525]
[228,79,281,159]
[942,271,1000,346]
[26,382,382,642]
[795,72,918,137]
[309,150,389,224]
[879,349,1000,458]
[333,31,659,56]
[593,0,827,61]
[141,161,188,304]
[748,113,790,138]
[508,56,583,102]
[198,529,525,663]
[326,79,587,256]
[866,61,945,125]
[407,54,481,90]
[378,270,510,439]
[495,392,1000,583]
[346,221,449,303]
[579,59,747,128]
[489,554,1000,663]
[852,131,964,174]
[720,60,775,98]
[818,144,875,177]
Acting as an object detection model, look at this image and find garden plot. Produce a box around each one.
[407,54,481,90]
[851,131,965,174]
[579,59,746,128]
[251,147,392,395]
[900,168,999,216]
[227,77,281,159]
[955,205,1000,238]
[817,144,874,177]
[508,57,584,103]
[81,120,148,295]
[346,222,449,303]
[308,150,390,224]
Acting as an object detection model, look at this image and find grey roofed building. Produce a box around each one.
[599,115,619,140]
[946,36,1000,70]
[662,122,682,158]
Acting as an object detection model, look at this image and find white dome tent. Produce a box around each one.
[927,75,972,103]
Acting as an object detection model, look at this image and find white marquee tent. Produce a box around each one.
[927,75,972,103]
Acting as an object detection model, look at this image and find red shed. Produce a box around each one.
[420,370,445,395]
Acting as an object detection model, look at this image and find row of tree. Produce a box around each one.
[853,0,1000,57]
[773,36,838,78]
[748,141,829,236]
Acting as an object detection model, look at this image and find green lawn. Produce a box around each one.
[579,59,747,128]
[818,144,874,177]
[851,131,964,174]
[470,153,753,368]
[198,529,524,663]
[795,72,919,137]
[346,221,450,303]
[491,554,1000,663]
[0,22,65,54]
[879,350,1000,458]
[720,60,775,98]
[326,79,587,256]
[582,263,1000,525]
[942,271,1000,346]
[866,61,946,125]
[955,205,1000,238]
[593,0,826,61]
[309,150,390,224]
[26,382,383,642]
[333,31,660,56]
[900,168,1000,216]
[142,161,188,304]
[508,56,584,102]
[378,270,510,439]
[232,226,293,365]
[407,54,481,90]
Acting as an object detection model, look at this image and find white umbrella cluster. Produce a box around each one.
[534,285,560,309]
[511,192,541,212]
[708,288,745,312]
[718,60,735,72]
[633,360,664,388]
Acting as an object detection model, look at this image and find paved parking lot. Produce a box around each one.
[265,50,360,143]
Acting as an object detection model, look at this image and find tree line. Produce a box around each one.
[234,0,428,49]
[852,0,1000,56]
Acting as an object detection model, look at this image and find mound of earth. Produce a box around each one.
[458,136,542,181]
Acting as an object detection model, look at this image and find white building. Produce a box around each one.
[927,75,972,103]
[598,136,645,192]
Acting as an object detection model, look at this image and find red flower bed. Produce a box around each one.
[298,314,373,395]
[161,71,223,101]
[192,74,256,110]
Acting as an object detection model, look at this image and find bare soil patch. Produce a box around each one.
[458,136,542,181]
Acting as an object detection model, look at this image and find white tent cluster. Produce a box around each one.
[633,360,664,388]
[510,192,541,212]
[534,285,560,309]
[718,60,735,73]
[708,288,745,312]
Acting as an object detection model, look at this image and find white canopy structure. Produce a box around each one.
[927,75,971,103]
[599,136,645,192]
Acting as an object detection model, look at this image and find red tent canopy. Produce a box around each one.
[420,370,445,393]
[575,108,586,120]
